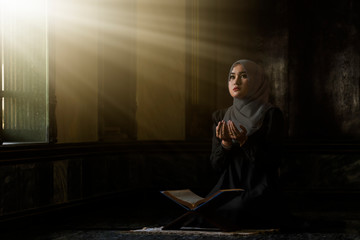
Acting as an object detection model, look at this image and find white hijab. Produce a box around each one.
[223,59,272,136]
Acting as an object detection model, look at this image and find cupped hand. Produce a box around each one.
[216,120,248,147]
[227,120,247,146]
[216,120,231,140]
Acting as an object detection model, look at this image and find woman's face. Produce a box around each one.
[228,64,248,99]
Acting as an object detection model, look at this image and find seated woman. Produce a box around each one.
[208,59,285,229]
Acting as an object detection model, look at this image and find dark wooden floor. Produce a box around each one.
[0,191,359,240]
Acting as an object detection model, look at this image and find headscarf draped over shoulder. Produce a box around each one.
[223,59,272,136]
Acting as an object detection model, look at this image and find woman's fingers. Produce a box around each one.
[227,121,233,137]
[239,125,247,135]
[220,121,225,139]
[219,121,226,139]
[229,121,242,138]
[217,121,247,142]
[223,121,230,139]
[238,125,248,146]
[231,122,246,135]
[228,121,237,138]
[218,121,248,146]
[216,121,221,138]
[216,121,226,139]
[219,120,231,140]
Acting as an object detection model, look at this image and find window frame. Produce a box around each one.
[0,0,56,145]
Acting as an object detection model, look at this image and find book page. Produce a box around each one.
[164,189,203,206]
[162,188,244,210]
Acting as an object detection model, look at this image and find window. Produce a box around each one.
[0,0,50,144]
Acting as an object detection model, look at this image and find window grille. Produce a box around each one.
[0,0,49,143]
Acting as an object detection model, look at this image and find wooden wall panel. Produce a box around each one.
[0,165,18,215]
[67,159,83,201]
[53,160,68,203]
[0,142,360,220]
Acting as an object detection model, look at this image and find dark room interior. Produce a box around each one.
[0,0,360,239]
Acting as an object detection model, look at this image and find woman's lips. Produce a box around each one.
[233,87,240,91]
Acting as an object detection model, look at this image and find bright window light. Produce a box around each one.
[1,0,47,16]
[1,0,49,143]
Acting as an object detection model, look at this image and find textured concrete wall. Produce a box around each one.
[287,1,360,140]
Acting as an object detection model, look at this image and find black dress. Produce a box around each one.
[208,107,285,229]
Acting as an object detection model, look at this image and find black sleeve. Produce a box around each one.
[209,109,231,173]
[239,108,285,201]
[210,107,284,172]
[264,107,285,147]
[241,107,285,167]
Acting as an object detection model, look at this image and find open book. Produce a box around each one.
[161,188,244,211]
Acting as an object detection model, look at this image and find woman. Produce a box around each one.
[209,59,285,229]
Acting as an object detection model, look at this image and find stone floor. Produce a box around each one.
[0,192,360,240]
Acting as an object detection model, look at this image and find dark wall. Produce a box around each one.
[186,0,360,141]
[288,0,360,139]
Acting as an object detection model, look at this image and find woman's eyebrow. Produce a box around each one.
[231,71,246,74]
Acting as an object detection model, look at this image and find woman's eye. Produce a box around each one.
[229,76,235,80]
[240,74,248,79]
